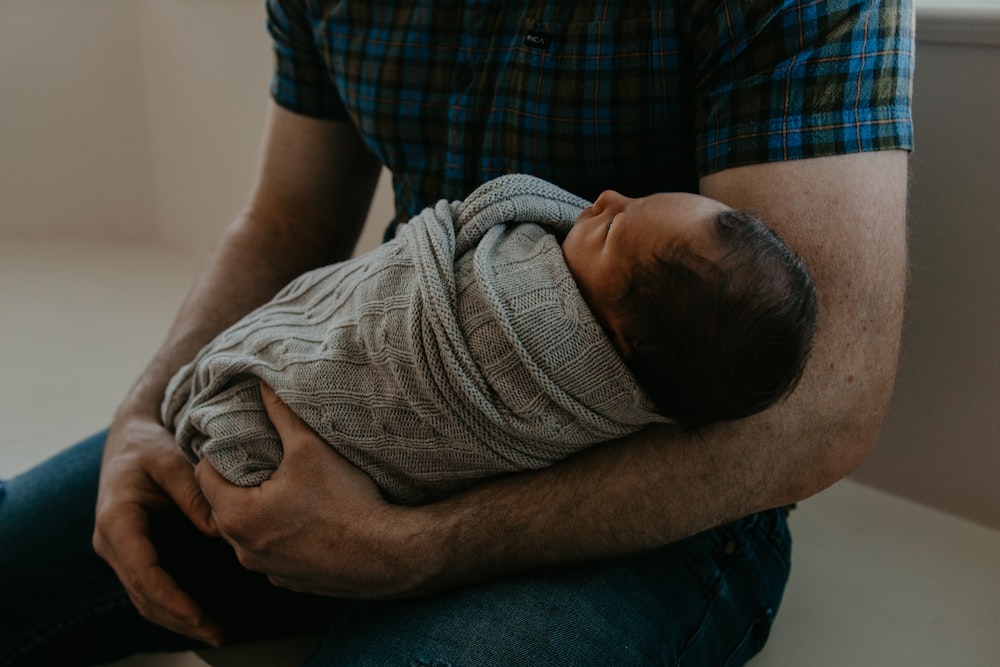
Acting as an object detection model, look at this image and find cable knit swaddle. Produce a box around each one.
[163,174,666,504]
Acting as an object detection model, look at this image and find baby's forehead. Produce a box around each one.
[635,192,732,261]
[639,191,724,214]
[638,192,727,234]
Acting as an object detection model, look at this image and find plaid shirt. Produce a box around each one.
[267,0,913,224]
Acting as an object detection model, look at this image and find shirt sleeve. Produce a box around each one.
[267,0,349,119]
[688,0,915,175]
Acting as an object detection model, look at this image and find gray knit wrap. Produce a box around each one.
[163,174,666,504]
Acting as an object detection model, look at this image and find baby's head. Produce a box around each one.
[563,190,818,429]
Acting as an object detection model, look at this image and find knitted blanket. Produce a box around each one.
[162,174,666,504]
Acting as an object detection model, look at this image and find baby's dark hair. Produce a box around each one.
[619,209,818,429]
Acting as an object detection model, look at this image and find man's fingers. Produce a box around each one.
[259,382,302,434]
[95,508,224,646]
[259,382,330,463]
[126,553,225,646]
[194,458,270,552]
[194,458,241,530]
[151,454,218,537]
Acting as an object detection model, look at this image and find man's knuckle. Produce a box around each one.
[219,508,267,543]
[180,488,205,515]
[234,548,262,572]
[267,575,302,592]
[91,530,105,555]
[215,515,247,542]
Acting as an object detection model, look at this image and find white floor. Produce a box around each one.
[3,237,999,667]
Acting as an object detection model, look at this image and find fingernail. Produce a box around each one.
[195,630,221,647]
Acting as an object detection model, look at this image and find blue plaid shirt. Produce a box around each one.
[267,0,913,224]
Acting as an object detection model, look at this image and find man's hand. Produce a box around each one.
[195,384,436,599]
[93,106,384,632]
[93,414,224,647]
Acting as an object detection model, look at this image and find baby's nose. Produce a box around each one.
[593,189,628,212]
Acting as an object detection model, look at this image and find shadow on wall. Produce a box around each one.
[852,8,1000,531]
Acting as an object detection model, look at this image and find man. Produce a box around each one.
[1,0,912,664]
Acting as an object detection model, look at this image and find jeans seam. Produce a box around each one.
[752,510,792,569]
[722,608,776,667]
[674,568,723,666]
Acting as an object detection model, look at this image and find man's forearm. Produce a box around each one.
[412,400,857,592]
[402,151,909,593]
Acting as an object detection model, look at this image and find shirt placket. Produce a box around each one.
[444,1,492,190]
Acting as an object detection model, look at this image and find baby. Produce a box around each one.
[163,174,816,504]
[564,188,817,429]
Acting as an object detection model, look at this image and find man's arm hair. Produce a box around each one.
[399,150,908,593]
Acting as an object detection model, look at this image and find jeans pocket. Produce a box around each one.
[674,512,792,666]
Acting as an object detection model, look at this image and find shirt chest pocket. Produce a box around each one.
[485,15,665,193]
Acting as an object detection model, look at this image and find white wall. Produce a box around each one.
[852,6,1000,531]
[0,0,394,253]
[0,0,156,240]
[135,0,394,257]
[137,0,271,255]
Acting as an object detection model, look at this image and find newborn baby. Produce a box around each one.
[163,174,816,504]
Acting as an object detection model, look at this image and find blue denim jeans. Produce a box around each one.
[0,431,791,666]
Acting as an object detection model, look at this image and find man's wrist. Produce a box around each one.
[382,502,461,597]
